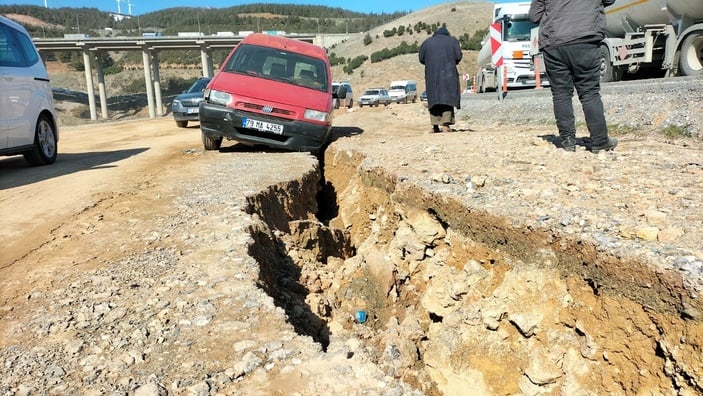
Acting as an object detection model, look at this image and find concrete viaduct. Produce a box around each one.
[32,33,339,121]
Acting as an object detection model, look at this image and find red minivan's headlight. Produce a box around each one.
[206,89,233,106]
[304,108,330,123]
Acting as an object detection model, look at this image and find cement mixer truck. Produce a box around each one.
[530,0,703,82]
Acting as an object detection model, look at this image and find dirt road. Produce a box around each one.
[2,98,703,394]
[1,120,198,269]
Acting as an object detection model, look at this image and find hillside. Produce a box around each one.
[0,3,405,37]
[328,1,493,93]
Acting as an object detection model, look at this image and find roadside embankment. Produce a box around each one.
[461,76,703,138]
[304,97,703,393]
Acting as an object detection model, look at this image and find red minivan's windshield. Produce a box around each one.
[222,43,329,93]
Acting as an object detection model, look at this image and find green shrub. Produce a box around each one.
[103,65,124,75]
[662,124,693,138]
[459,28,487,51]
[369,41,419,63]
[342,55,368,74]
[123,78,146,94]
[329,52,346,66]
[607,124,638,135]
[162,77,192,94]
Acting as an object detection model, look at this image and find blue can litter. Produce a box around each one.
[355,310,367,323]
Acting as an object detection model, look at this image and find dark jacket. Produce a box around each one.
[529,0,615,50]
[419,27,463,109]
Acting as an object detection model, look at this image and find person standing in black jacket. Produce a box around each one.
[529,0,618,153]
[419,26,463,133]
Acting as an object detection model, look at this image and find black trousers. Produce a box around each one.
[543,42,609,147]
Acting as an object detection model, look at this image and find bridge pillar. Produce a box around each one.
[200,46,213,78]
[142,47,156,118]
[151,51,163,116]
[95,52,108,119]
[82,48,98,121]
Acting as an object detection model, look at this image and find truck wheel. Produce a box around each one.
[202,132,222,150]
[680,32,703,76]
[23,114,57,166]
[176,120,188,128]
[599,45,622,83]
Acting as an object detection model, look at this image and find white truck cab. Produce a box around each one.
[475,2,548,93]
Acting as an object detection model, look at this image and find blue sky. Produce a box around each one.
[5,0,511,16]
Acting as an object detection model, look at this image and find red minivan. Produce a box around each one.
[199,33,345,154]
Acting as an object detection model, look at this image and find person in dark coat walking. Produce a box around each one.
[419,26,462,133]
[529,0,618,153]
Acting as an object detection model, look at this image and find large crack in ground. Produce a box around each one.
[244,149,703,395]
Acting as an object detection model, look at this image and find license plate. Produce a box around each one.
[242,118,284,135]
[186,108,199,114]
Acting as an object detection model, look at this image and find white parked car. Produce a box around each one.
[358,88,391,107]
[0,15,59,166]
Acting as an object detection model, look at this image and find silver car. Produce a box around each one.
[358,88,391,107]
[172,76,212,128]
[0,15,59,166]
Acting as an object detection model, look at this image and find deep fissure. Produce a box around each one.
[244,152,703,395]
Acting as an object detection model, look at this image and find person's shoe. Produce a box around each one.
[561,137,576,152]
[591,137,618,154]
[431,126,440,133]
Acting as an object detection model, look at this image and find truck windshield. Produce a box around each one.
[223,43,328,92]
[503,18,536,42]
